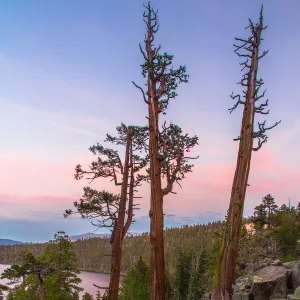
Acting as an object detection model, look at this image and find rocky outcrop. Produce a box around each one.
[292,261,300,290]
[251,266,291,299]
[245,263,263,274]
[287,282,300,300]
[287,295,300,300]
[283,262,297,269]
[233,275,253,300]
[207,260,300,300]
[233,260,300,300]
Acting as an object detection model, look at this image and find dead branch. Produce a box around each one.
[132,81,149,104]
[252,120,281,151]
[229,93,246,113]
[93,283,109,289]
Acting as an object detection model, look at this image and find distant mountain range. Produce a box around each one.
[70,232,141,241]
[70,232,110,241]
[0,232,141,245]
[0,239,23,246]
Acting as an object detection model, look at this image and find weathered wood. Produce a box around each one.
[108,129,132,300]
[212,6,280,299]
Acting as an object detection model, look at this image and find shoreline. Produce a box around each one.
[79,268,126,276]
[0,264,126,277]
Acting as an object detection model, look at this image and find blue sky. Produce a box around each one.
[0,0,299,242]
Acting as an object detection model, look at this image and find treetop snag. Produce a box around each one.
[132,2,188,115]
[229,5,281,151]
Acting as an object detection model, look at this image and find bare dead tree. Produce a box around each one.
[132,4,198,299]
[212,6,280,300]
[65,124,147,300]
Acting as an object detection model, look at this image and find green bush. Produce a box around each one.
[280,254,296,263]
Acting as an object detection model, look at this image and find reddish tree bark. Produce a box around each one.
[212,6,280,299]
[148,95,165,300]
[133,4,197,299]
[107,128,132,300]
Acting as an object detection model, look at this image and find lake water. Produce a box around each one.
[0,264,118,298]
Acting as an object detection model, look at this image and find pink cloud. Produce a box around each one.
[0,193,78,221]
[0,155,120,198]
[0,139,298,224]
[162,163,235,215]
[247,148,300,204]
[162,146,299,218]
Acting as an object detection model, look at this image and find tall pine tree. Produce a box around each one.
[174,252,192,300]
[187,250,209,300]
[119,256,150,300]
[262,194,277,229]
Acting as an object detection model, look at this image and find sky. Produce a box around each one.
[0,0,299,242]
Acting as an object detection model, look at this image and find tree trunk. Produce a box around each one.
[225,140,252,294]
[224,41,257,297]
[150,190,165,300]
[212,36,257,300]
[108,243,122,300]
[38,273,44,300]
[212,7,278,298]
[212,107,254,299]
[108,129,132,300]
[122,146,135,239]
[149,92,165,300]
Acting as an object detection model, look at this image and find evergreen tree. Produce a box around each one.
[174,252,192,300]
[95,290,103,300]
[0,221,222,284]
[1,251,49,299]
[133,3,198,298]
[262,194,278,229]
[279,204,288,212]
[6,292,15,300]
[65,124,148,300]
[82,293,94,300]
[41,231,82,299]
[1,232,82,300]
[272,209,300,256]
[164,271,172,300]
[119,256,150,300]
[187,250,209,300]
[296,202,300,226]
[253,203,267,229]
[273,204,295,228]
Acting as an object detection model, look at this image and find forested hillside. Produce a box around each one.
[0,222,221,274]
